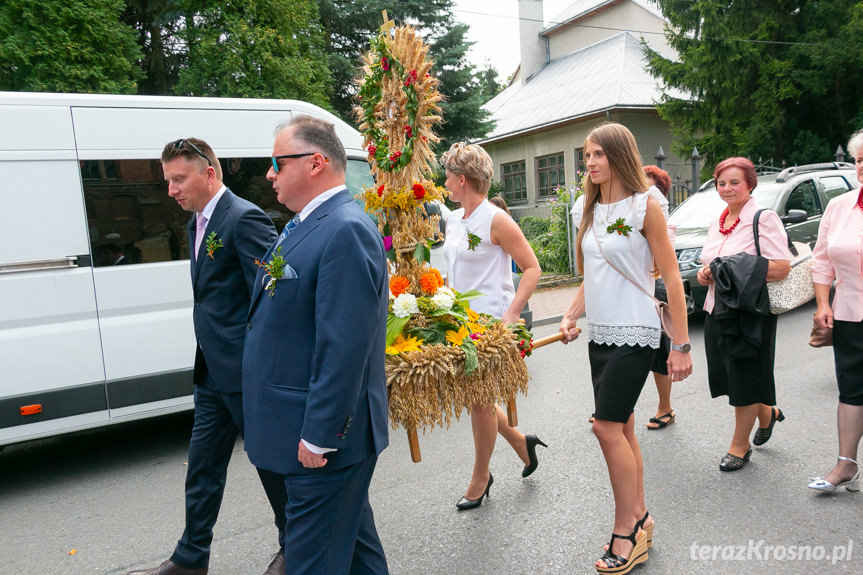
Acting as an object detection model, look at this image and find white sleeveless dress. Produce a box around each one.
[442,200,514,318]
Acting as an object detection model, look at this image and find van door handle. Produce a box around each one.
[0,255,89,274]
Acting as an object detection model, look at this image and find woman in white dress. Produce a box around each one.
[440,143,543,510]
[559,124,691,574]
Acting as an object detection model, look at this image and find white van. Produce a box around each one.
[0,92,376,447]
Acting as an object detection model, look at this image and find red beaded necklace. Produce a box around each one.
[718,207,740,235]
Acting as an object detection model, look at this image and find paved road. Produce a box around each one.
[1,301,860,574]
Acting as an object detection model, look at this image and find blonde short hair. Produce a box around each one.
[440,142,493,195]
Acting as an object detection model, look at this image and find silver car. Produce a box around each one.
[670,162,859,311]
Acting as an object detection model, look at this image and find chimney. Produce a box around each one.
[518,0,546,82]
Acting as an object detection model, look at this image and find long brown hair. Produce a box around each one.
[575,123,648,273]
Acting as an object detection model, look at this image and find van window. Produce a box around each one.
[85,157,375,266]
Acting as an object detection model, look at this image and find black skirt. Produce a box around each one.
[834,320,863,406]
[650,333,670,375]
[704,313,777,406]
[589,342,656,423]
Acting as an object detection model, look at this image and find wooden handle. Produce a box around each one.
[407,428,421,463]
[530,328,580,350]
[506,396,518,427]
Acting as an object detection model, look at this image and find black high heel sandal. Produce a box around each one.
[456,472,493,510]
[638,511,653,549]
[522,435,548,478]
[753,407,784,446]
[595,523,649,574]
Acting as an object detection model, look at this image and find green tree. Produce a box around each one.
[123,0,332,104]
[318,0,495,149]
[175,0,331,104]
[645,0,863,173]
[0,0,142,93]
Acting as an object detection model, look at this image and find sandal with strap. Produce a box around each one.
[646,411,675,430]
[638,511,653,548]
[753,407,784,446]
[809,457,860,493]
[595,524,649,574]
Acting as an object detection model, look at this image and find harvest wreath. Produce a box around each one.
[355,16,556,462]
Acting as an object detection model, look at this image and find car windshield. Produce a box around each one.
[669,182,785,228]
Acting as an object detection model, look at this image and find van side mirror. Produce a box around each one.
[781,209,808,225]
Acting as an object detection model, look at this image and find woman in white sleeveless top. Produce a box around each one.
[440,143,543,511]
[559,124,692,574]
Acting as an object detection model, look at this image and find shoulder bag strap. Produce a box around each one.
[752,208,767,257]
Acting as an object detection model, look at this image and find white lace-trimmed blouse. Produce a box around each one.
[572,192,661,348]
[443,200,514,318]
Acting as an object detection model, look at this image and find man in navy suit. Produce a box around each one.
[128,138,288,575]
[243,116,390,574]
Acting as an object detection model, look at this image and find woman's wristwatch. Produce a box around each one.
[671,342,691,353]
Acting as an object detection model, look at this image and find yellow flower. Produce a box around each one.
[386,334,425,355]
[398,335,424,352]
[466,308,479,322]
[445,324,470,346]
[467,322,486,334]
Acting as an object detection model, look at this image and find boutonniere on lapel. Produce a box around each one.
[606,217,632,237]
[205,232,224,259]
[255,247,287,296]
[466,229,481,251]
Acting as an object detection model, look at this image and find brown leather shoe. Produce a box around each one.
[262,551,285,575]
[127,559,208,575]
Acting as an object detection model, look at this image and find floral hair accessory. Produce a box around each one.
[606,217,632,237]
[205,231,224,259]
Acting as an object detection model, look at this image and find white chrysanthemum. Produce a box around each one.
[392,293,419,318]
[436,286,456,298]
[431,290,455,311]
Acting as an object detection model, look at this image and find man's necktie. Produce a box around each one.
[278,215,301,242]
[194,213,208,259]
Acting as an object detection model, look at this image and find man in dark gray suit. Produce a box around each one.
[128,138,287,575]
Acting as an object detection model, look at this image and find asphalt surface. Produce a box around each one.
[0,300,861,574]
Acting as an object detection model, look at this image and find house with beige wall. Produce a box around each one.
[481,0,690,218]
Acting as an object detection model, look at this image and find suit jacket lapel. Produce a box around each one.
[248,188,352,316]
[192,190,235,288]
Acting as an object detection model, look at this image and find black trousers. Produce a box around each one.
[170,377,288,569]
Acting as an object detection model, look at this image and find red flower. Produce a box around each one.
[381,57,389,71]
[377,185,384,197]
[404,125,412,139]
[389,151,402,163]
[367,144,377,156]
[412,183,426,200]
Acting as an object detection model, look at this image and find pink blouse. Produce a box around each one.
[700,197,790,314]
[811,189,863,322]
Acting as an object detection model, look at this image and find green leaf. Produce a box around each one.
[386,315,411,346]
[461,340,478,375]
[413,241,430,263]
[455,289,483,301]
[406,326,447,345]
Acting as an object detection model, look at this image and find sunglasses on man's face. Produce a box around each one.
[271,153,329,173]
[172,139,212,166]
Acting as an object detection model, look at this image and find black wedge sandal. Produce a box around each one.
[595,524,649,574]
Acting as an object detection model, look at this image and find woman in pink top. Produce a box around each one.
[808,128,863,493]
[696,157,790,472]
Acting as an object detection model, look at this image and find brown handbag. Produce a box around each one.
[808,323,833,347]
